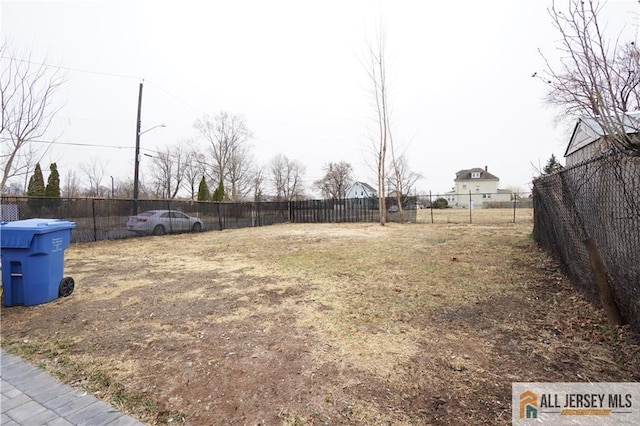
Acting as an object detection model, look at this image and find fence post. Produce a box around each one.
[216,202,223,230]
[429,191,434,224]
[513,193,517,223]
[92,198,98,242]
[469,190,472,224]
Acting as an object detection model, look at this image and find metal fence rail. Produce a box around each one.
[533,152,640,332]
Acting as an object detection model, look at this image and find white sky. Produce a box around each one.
[2,0,639,196]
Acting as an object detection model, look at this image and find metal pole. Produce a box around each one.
[429,191,434,224]
[469,190,472,223]
[132,82,143,216]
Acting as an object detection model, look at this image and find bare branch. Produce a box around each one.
[1,42,65,191]
[541,0,640,153]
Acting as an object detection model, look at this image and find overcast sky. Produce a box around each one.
[2,0,639,196]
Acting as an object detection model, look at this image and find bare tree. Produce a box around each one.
[386,154,422,204]
[182,140,205,200]
[1,42,65,191]
[364,25,392,225]
[314,161,354,199]
[541,0,640,152]
[150,142,190,199]
[227,142,255,201]
[62,169,80,197]
[269,153,305,201]
[252,166,266,202]
[193,111,253,198]
[79,158,108,197]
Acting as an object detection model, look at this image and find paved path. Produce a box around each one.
[1,350,145,425]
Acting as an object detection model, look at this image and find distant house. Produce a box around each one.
[564,112,640,167]
[444,166,511,208]
[345,181,377,209]
[345,181,377,199]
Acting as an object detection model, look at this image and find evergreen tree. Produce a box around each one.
[197,176,210,201]
[27,163,46,212]
[45,162,61,207]
[212,179,225,202]
[543,154,563,175]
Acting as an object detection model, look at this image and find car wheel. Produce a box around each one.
[59,277,75,297]
[153,225,166,236]
[192,222,202,232]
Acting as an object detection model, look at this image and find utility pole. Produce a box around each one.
[132,82,143,216]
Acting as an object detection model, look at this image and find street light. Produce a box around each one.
[132,122,166,215]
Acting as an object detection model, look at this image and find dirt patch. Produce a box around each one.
[1,215,638,425]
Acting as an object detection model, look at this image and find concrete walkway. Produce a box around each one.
[1,350,145,425]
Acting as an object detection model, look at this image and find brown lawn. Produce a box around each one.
[1,209,638,425]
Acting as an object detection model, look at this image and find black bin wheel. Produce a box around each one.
[59,277,75,297]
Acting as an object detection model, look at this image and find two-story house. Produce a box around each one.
[444,166,511,208]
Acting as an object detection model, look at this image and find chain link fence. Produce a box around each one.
[533,152,640,332]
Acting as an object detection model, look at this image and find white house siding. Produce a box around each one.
[345,182,377,199]
[450,168,511,208]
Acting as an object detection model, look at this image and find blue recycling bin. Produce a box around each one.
[1,219,76,306]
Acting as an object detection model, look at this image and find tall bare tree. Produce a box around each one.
[150,142,191,199]
[364,25,392,225]
[314,161,353,199]
[269,153,305,201]
[193,111,253,199]
[541,0,640,152]
[1,43,65,191]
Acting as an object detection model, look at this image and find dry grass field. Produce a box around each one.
[1,209,638,425]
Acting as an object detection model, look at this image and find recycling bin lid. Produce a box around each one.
[1,219,76,249]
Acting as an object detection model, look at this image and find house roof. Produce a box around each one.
[349,181,377,193]
[454,168,499,181]
[346,181,376,194]
[564,111,640,157]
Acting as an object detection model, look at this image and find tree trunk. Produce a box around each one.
[583,238,624,326]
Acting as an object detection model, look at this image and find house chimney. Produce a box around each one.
[485,165,488,172]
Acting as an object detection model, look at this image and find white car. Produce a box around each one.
[126,210,203,236]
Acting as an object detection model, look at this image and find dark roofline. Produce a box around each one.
[454,168,499,181]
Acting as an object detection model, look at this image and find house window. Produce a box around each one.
[462,184,467,190]
[483,193,491,199]
[476,185,480,192]
[471,172,480,178]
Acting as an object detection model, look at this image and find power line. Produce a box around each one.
[1,55,210,115]
[2,138,139,151]
[0,55,143,81]
[146,80,209,116]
